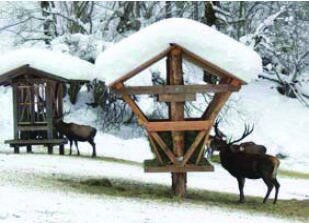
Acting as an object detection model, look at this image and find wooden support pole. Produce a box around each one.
[13,146,19,154]
[46,81,54,140]
[48,145,53,154]
[168,46,187,198]
[12,85,18,140]
[59,145,64,155]
[26,145,32,153]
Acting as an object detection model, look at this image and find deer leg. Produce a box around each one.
[89,139,96,158]
[74,141,80,156]
[237,177,245,203]
[69,140,73,155]
[262,176,274,204]
[272,178,280,204]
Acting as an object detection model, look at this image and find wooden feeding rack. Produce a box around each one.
[109,44,243,197]
[0,64,88,154]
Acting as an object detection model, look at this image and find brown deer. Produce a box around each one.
[210,120,280,204]
[54,115,97,157]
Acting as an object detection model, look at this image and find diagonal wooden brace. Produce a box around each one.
[148,134,163,165]
[181,130,207,166]
[150,132,178,164]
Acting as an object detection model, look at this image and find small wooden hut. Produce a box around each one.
[94,18,262,197]
[0,49,92,154]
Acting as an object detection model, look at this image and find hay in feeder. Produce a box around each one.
[149,131,206,165]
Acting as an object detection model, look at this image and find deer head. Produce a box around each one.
[210,120,254,152]
[53,110,70,126]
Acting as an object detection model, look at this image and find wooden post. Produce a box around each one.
[45,81,53,140]
[26,145,32,153]
[59,145,64,155]
[168,46,187,197]
[12,85,18,140]
[13,146,19,154]
[48,145,53,154]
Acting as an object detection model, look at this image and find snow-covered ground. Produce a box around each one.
[0,77,308,222]
[0,153,304,223]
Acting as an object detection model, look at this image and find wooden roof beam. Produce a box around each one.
[109,46,175,88]
[145,120,211,132]
[116,84,240,95]
[177,44,246,84]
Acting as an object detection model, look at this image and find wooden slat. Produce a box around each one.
[158,93,196,102]
[144,164,214,173]
[145,120,211,132]
[17,125,48,131]
[109,46,173,88]
[144,159,214,173]
[117,84,240,95]
[5,138,67,145]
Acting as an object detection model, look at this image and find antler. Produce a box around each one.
[228,124,254,145]
[213,119,226,139]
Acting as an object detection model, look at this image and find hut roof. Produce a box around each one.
[0,48,93,85]
[94,18,262,86]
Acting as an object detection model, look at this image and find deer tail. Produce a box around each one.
[90,128,97,139]
[271,157,280,178]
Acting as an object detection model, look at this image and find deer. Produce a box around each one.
[208,123,267,156]
[209,120,280,204]
[54,113,97,157]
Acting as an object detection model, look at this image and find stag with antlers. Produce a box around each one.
[209,120,280,204]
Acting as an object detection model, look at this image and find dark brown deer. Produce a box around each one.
[54,116,97,157]
[210,120,280,204]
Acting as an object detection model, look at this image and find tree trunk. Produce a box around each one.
[202,2,219,84]
[40,1,57,45]
[165,1,172,19]
[168,47,186,198]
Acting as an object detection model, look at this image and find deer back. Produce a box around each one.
[69,123,94,139]
[220,147,279,179]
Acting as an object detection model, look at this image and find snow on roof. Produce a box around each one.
[94,18,262,85]
[0,48,93,80]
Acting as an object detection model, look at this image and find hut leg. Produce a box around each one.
[26,145,32,153]
[48,145,53,154]
[13,146,20,154]
[59,145,64,155]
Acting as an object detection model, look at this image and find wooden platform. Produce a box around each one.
[144,158,214,173]
[4,139,67,155]
[4,139,67,146]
